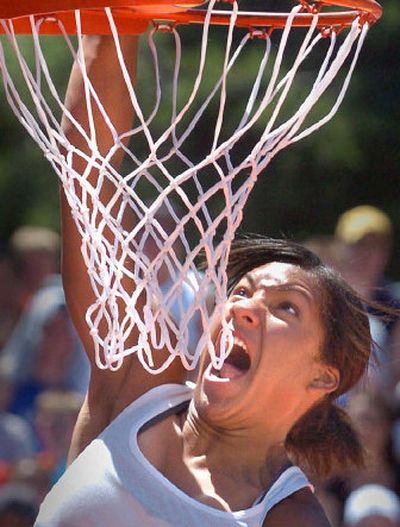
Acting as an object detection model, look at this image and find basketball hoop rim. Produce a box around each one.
[0,0,382,35]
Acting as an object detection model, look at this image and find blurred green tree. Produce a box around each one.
[0,1,398,275]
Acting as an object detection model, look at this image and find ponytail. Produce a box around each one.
[285,399,364,477]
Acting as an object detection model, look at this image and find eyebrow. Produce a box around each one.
[242,273,314,306]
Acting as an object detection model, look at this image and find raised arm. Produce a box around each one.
[61,35,139,358]
[61,35,186,461]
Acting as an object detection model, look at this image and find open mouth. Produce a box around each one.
[208,336,251,381]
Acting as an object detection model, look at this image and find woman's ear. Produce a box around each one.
[309,365,340,395]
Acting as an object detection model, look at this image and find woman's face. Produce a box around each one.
[195,261,338,434]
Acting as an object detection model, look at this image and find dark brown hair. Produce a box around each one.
[227,235,373,477]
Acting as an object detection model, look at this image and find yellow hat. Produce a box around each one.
[335,205,393,243]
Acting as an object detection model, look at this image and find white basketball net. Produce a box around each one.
[0,1,370,373]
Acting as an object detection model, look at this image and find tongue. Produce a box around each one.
[218,361,245,380]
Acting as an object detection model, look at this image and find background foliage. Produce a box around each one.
[0,1,399,275]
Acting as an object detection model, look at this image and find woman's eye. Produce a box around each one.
[234,287,249,297]
[276,301,298,316]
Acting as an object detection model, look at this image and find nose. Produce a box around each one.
[229,300,261,329]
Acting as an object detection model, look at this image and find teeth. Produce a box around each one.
[218,327,249,361]
[233,336,248,353]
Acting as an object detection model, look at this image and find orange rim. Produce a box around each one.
[0,0,383,35]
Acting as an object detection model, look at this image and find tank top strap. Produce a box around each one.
[259,466,313,519]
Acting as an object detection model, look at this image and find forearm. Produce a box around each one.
[61,35,139,359]
[62,34,139,161]
[60,35,187,445]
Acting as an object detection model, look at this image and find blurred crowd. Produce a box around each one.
[305,205,400,527]
[0,225,89,526]
[1,205,400,526]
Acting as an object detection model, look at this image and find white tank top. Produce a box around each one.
[35,383,312,526]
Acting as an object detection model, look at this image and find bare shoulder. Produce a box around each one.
[263,488,332,527]
[67,357,187,463]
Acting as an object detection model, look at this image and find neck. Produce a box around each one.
[181,401,291,491]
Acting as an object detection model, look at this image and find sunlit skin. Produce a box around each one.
[194,262,336,422]
[169,262,340,498]
[55,35,341,524]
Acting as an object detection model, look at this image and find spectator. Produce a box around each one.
[0,413,36,465]
[33,390,82,484]
[334,205,399,322]
[0,364,36,464]
[5,458,51,509]
[0,276,89,418]
[0,483,38,527]
[334,205,400,392]
[8,225,60,316]
[345,390,399,493]
[343,484,400,527]
[0,248,19,347]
